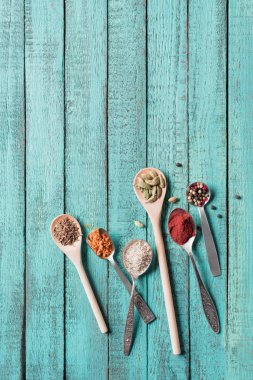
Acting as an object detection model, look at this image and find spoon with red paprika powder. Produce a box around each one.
[168,208,220,333]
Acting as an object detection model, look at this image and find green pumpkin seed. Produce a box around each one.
[145,176,160,186]
[134,220,144,228]
[142,189,151,199]
[137,178,152,190]
[141,173,153,181]
[156,186,162,198]
[145,193,157,203]
[159,174,165,188]
[151,186,157,196]
[149,170,158,178]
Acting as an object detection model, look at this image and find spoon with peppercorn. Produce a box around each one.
[50,214,108,333]
[186,182,221,277]
[86,228,155,325]
[168,208,220,333]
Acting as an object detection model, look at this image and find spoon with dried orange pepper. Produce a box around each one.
[86,228,155,324]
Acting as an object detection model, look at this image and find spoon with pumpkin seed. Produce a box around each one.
[136,169,166,203]
[133,168,181,355]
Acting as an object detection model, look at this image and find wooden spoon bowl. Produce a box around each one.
[133,167,167,222]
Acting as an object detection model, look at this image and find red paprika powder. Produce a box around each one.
[168,208,195,245]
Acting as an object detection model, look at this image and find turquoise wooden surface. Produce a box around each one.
[0,0,253,379]
[0,0,25,377]
[25,0,64,378]
[65,0,108,378]
[228,1,253,378]
[188,1,227,379]
[108,1,147,378]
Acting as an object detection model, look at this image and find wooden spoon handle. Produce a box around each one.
[153,222,181,355]
[76,264,108,333]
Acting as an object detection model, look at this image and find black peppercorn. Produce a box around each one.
[235,194,241,200]
[176,162,182,167]
[211,205,217,210]
[217,214,222,218]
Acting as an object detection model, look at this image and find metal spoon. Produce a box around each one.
[86,229,155,324]
[50,214,108,333]
[168,209,220,333]
[123,240,153,355]
[187,182,221,277]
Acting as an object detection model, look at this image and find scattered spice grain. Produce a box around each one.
[211,205,217,210]
[217,214,222,219]
[176,162,182,167]
[168,196,178,203]
[134,220,145,228]
[235,194,242,200]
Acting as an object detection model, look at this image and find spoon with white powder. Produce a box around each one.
[122,239,152,356]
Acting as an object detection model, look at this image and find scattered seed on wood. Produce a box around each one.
[211,205,217,210]
[235,194,242,200]
[168,196,178,203]
[176,162,182,167]
[134,220,145,228]
[84,223,94,229]
[217,214,222,218]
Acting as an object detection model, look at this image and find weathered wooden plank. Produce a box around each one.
[227,1,253,378]
[25,0,64,378]
[147,1,189,377]
[0,0,25,378]
[108,0,147,378]
[188,1,227,378]
[65,0,108,378]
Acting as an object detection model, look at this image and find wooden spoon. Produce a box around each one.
[50,214,108,334]
[133,168,181,355]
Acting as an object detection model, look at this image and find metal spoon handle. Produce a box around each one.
[189,254,220,333]
[124,281,135,356]
[109,258,155,324]
[198,207,221,276]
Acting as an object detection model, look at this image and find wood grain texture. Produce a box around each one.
[0,0,25,378]
[25,0,64,378]
[65,0,108,378]
[147,1,189,378]
[227,1,253,378]
[108,0,147,378]
[188,1,227,378]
